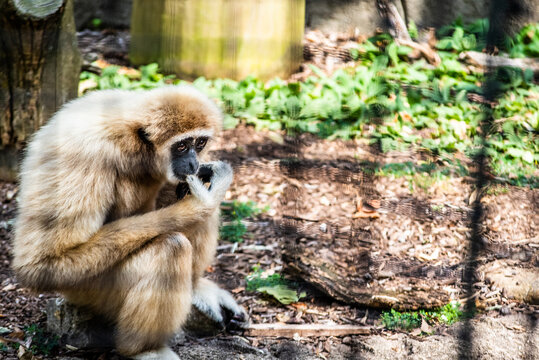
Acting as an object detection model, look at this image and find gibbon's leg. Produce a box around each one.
[115,233,192,357]
[65,233,192,359]
[181,207,249,329]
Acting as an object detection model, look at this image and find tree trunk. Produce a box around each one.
[0,0,81,181]
[130,0,305,81]
[376,0,410,41]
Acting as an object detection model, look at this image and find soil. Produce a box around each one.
[0,29,537,360]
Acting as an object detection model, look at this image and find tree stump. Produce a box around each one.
[46,298,115,350]
[130,0,305,80]
[0,0,81,180]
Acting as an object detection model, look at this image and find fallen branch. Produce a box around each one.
[460,51,539,73]
[244,323,370,337]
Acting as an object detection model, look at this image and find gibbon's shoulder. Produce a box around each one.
[48,89,144,130]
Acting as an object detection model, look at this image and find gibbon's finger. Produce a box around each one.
[208,163,233,203]
[222,303,249,332]
[185,175,212,205]
[175,165,214,200]
[211,161,233,179]
[216,287,249,327]
[175,182,190,200]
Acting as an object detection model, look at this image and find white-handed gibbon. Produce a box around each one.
[12,86,248,359]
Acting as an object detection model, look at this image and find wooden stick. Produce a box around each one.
[244,323,370,337]
[460,51,539,73]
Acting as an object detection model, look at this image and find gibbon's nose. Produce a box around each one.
[187,158,199,175]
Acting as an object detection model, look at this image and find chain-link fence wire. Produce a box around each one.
[457,1,536,358]
[227,0,537,357]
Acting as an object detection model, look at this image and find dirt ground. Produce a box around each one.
[1,125,537,359]
[0,29,537,359]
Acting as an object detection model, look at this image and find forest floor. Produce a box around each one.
[0,125,537,359]
[0,29,537,359]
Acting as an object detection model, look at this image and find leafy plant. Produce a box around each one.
[381,308,422,330]
[246,265,306,305]
[79,19,539,189]
[381,302,463,332]
[507,23,539,58]
[24,324,59,356]
[219,201,267,242]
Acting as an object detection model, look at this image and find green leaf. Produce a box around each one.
[386,42,400,66]
[223,114,239,130]
[256,285,305,305]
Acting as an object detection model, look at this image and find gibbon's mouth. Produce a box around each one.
[174,164,214,200]
[172,163,200,181]
[175,164,213,183]
[174,174,189,183]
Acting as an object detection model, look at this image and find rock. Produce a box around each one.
[46,298,114,350]
[182,307,225,337]
[271,340,316,360]
[500,306,512,316]
[73,0,132,29]
[46,298,230,349]
[306,0,537,34]
[97,0,132,29]
[173,338,274,360]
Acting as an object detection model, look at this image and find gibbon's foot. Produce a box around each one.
[130,346,180,360]
[191,278,249,331]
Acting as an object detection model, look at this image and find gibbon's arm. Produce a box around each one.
[16,164,231,291]
[17,197,211,291]
[15,170,217,293]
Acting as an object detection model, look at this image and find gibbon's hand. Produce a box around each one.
[185,161,233,208]
[175,164,214,200]
[192,278,249,331]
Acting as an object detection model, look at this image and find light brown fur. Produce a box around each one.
[12,86,244,358]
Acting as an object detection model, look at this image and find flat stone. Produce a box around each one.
[182,307,226,337]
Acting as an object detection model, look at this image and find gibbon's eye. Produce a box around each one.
[195,137,208,151]
[177,141,189,153]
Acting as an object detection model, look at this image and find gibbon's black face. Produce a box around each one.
[170,137,209,179]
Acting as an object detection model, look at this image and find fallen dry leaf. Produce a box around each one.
[353,210,380,219]
[420,318,433,333]
[2,283,16,291]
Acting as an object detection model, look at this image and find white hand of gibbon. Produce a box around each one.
[192,278,249,330]
[185,161,233,208]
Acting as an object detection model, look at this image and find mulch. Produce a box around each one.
[0,28,537,359]
[2,125,536,359]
